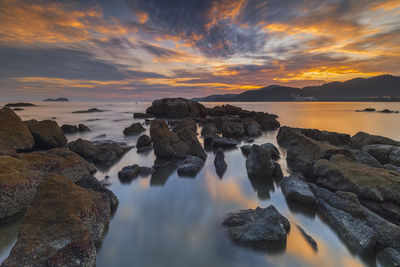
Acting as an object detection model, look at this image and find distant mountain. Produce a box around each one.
[194,75,400,102]
[44,97,69,102]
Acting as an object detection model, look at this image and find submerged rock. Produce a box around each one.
[146,98,208,118]
[177,156,204,177]
[123,122,145,136]
[2,174,111,267]
[214,149,227,178]
[222,205,290,251]
[24,119,67,149]
[68,138,132,168]
[72,108,104,113]
[296,225,318,251]
[281,175,316,206]
[246,144,283,179]
[0,107,34,155]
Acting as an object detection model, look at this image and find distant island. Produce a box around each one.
[193,74,400,102]
[44,97,69,102]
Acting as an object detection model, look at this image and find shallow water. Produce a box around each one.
[1,101,400,266]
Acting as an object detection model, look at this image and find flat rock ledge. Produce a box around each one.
[222,205,290,251]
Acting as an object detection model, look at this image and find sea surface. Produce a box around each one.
[1,101,400,267]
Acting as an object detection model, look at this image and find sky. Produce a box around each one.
[0,0,399,101]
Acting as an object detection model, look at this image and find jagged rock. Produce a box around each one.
[123,122,145,136]
[24,119,67,149]
[246,144,283,179]
[0,107,34,155]
[177,156,204,176]
[350,149,382,168]
[377,248,400,267]
[222,205,290,251]
[297,225,318,251]
[214,149,227,178]
[260,143,280,160]
[242,117,262,137]
[350,131,399,149]
[212,136,239,148]
[2,174,111,267]
[314,154,400,204]
[78,123,91,132]
[281,175,316,205]
[61,124,78,134]
[240,145,251,156]
[68,139,132,168]
[222,121,245,138]
[146,98,208,118]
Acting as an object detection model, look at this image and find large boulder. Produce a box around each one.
[242,117,262,137]
[123,122,145,136]
[24,119,67,149]
[222,205,290,251]
[0,107,34,155]
[173,119,206,160]
[246,144,283,179]
[277,127,352,177]
[2,174,111,267]
[281,174,316,205]
[146,98,207,118]
[314,154,400,204]
[350,131,400,149]
[68,139,132,168]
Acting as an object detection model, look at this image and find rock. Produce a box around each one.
[133,112,154,119]
[242,117,262,137]
[222,121,245,138]
[173,119,207,160]
[77,176,119,213]
[277,126,350,146]
[0,148,95,222]
[177,156,204,176]
[260,143,280,160]
[24,119,67,149]
[78,123,91,132]
[146,98,208,118]
[208,104,243,116]
[221,205,290,251]
[43,97,69,101]
[350,131,399,149]
[296,225,317,251]
[201,123,218,138]
[68,139,132,168]
[362,144,400,166]
[214,149,227,178]
[61,124,78,134]
[211,136,239,148]
[314,154,400,203]
[380,109,399,113]
[277,126,352,177]
[5,103,35,107]
[246,138,254,143]
[240,145,251,156]
[0,107,34,155]
[136,134,152,149]
[123,122,145,136]
[253,112,280,130]
[118,164,140,181]
[281,175,316,205]
[377,248,400,267]
[72,108,104,113]
[360,198,400,226]
[350,149,382,168]
[310,185,400,252]
[246,144,283,179]
[385,164,400,173]
[138,166,154,176]
[356,108,375,112]
[2,174,111,267]
[13,108,24,111]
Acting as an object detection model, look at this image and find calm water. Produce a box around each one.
[1,101,400,267]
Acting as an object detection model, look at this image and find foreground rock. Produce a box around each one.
[362,144,400,166]
[177,156,204,176]
[123,122,145,136]
[246,144,283,179]
[350,149,382,168]
[68,139,132,168]
[350,131,400,149]
[377,247,400,267]
[0,107,34,155]
[281,174,316,206]
[2,174,111,267]
[277,126,352,177]
[214,149,227,178]
[24,119,67,149]
[5,103,35,107]
[222,205,290,251]
[146,98,208,118]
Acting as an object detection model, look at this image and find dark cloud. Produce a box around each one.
[140,42,178,57]
[0,46,125,81]
[125,70,169,79]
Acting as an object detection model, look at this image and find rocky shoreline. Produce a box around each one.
[1,98,400,266]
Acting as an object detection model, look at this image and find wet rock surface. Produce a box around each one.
[118,164,154,182]
[222,205,290,251]
[246,144,282,179]
[350,149,382,168]
[211,136,239,148]
[177,156,204,177]
[214,149,227,178]
[376,247,400,267]
[281,174,316,205]
[24,119,67,149]
[2,174,111,267]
